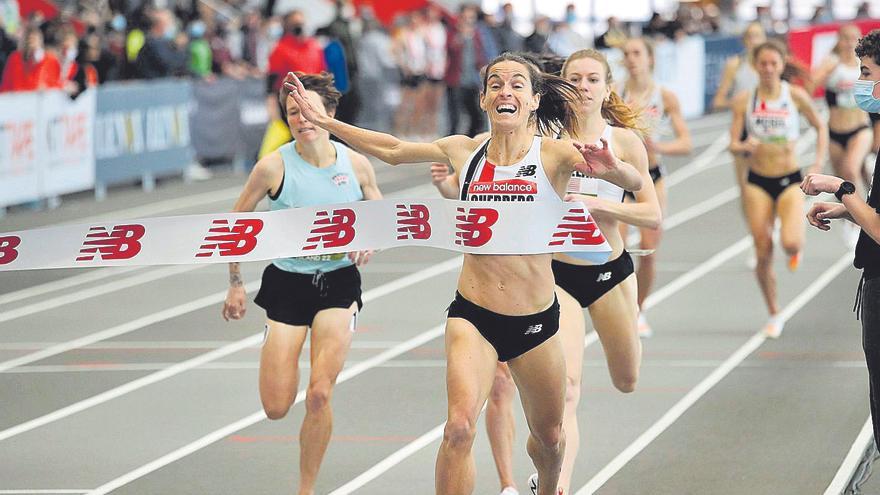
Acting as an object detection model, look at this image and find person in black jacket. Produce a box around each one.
[802,29,880,448]
[135,9,189,79]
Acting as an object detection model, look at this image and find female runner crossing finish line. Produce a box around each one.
[285,52,642,495]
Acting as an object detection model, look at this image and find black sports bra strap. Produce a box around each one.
[459,140,490,200]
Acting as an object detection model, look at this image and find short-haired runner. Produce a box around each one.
[430,49,661,495]
[285,51,643,495]
[712,22,766,205]
[618,36,693,337]
[801,27,880,453]
[729,41,829,338]
[221,72,383,494]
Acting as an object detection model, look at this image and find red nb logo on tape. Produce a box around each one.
[0,236,21,265]
[455,207,499,247]
[196,219,264,258]
[77,224,146,261]
[303,209,356,250]
[396,204,432,240]
[549,207,605,247]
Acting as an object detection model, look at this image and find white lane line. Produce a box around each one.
[60,187,242,225]
[86,323,447,495]
[0,491,90,494]
[643,235,751,310]
[0,265,205,324]
[0,339,410,350]
[329,422,448,495]
[662,186,739,231]
[326,235,752,492]
[0,257,461,441]
[0,334,262,442]
[329,332,601,495]
[663,133,730,188]
[824,417,874,495]
[574,253,854,495]
[0,280,259,373]
[0,267,142,306]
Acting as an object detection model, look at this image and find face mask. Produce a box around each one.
[30,48,44,62]
[111,14,126,32]
[65,48,78,62]
[268,23,283,39]
[290,24,304,37]
[566,12,577,24]
[164,25,178,40]
[189,21,205,38]
[854,79,880,113]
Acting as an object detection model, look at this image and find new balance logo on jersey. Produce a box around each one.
[524,324,543,335]
[515,165,537,177]
[77,224,145,261]
[596,271,612,282]
[304,209,357,250]
[196,219,263,258]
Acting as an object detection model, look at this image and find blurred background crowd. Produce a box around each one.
[1,0,876,130]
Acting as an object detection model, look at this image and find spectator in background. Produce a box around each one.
[564,3,577,24]
[356,16,397,132]
[642,12,666,39]
[188,20,211,77]
[422,5,448,138]
[444,5,485,137]
[475,8,499,60]
[491,5,523,54]
[525,15,551,54]
[547,18,590,57]
[260,10,326,158]
[210,22,248,79]
[80,30,120,83]
[56,25,97,98]
[320,0,360,124]
[1,25,62,92]
[135,8,189,79]
[595,16,626,49]
[267,10,325,102]
[125,7,150,78]
[392,11,428,138]
[755,5,774,34]
[240,10,261,73]
[810,6,833,25]
[856,2,871,19]
[0,17,18,77]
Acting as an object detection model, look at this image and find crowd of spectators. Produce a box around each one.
[0,0,876,134]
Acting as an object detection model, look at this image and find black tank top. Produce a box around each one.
[855,152,880,279]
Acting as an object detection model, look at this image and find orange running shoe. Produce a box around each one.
[787,252,801,272]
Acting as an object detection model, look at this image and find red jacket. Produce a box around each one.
[267,35,326,91]
[0,51,63,92]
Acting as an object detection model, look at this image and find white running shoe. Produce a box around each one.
[500,487,519,495]
[637,313,653,339]
[763,314,785,339]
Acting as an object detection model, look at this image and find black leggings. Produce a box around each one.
[862,276,880,449]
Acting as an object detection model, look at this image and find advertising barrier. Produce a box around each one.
[94,80,194,188]
[191,77,267,168]
[0,89,96,209]
[703,35,743,111]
